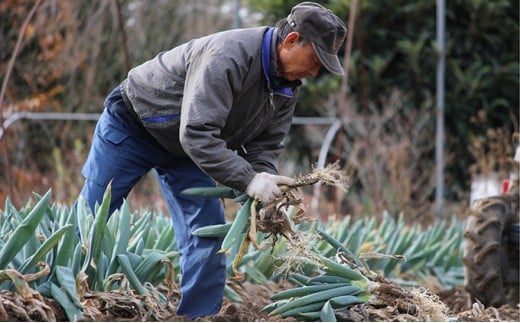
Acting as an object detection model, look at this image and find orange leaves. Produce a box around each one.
[24,22,35,40]
[38,32,65,63]
[6,86,64,112]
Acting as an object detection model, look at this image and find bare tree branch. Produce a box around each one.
[0,0,44,121]
[113,0,131,73]
[0,0,44,204]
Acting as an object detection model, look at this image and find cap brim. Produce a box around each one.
[312,42,344,76]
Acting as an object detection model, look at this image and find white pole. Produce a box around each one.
[234,0,241,29]
[435,0,446,217]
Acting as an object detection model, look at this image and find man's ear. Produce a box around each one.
[282,32,300,48]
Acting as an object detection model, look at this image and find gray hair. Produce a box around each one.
[275,18,308,44]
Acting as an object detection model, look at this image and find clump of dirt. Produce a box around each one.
[456,303,520,322]
[438,287,520,322]
[2,282,519,321]
[202,283,519,322]
[0,289,56,321]
[344,278,449,322]
[255,188,303,240]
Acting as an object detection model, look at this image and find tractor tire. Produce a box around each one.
[463,191,519,307]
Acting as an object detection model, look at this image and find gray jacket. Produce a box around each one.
[122,27,301,192]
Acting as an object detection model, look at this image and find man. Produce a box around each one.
[79,1,347,319]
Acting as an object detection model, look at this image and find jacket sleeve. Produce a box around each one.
[238,94,298,175]
[179,45,256,192]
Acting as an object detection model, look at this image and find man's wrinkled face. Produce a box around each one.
[277,32,322,81]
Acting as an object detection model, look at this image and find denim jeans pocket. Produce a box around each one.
[82,110,130,185]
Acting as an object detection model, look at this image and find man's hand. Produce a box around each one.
[246,172,296,204]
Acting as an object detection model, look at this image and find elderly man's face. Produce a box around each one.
[277,32,321,81]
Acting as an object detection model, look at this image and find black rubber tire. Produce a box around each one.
[463,192,519,307]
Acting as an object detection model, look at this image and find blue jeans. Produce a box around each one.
[79,88,226,319]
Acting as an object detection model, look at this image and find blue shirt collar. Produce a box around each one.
[261,28,298,97]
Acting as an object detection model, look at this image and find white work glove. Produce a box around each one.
[246,172,296,204]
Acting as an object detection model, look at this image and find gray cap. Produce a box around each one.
[287,2,347,76]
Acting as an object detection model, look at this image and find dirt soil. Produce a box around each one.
[2,280,518,322]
